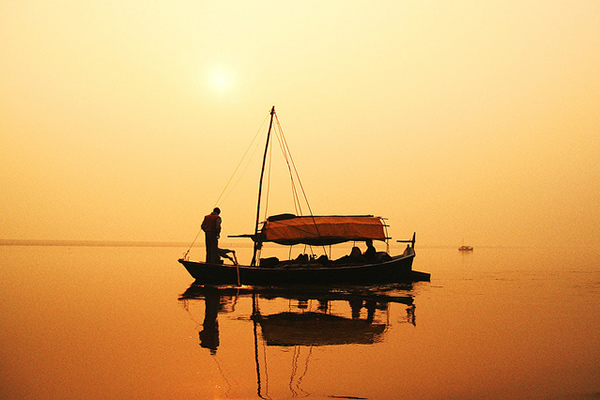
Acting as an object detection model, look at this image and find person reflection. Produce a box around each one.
[349,299,378,322]
[349,298,363,319]
[199,288,220,354]
[364,300,376,323]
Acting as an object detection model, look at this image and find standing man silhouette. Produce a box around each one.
[201,207,222,263]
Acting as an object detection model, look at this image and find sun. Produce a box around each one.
[207,68,234,94]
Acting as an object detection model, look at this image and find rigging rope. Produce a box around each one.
[273,118,303,215]
[289,346,301,396]
[184,107,328,258]
[253,111,328,257]
[214,114,270,207]
[274,114,329,255]
[295,346,313,396]
[183,114,269,256]
[273,114,316,218]
[262,136,273,224]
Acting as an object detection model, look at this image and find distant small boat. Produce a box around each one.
[459,245,473,251]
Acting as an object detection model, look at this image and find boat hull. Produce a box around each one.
[178,254,429,285]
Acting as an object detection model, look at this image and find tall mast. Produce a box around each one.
[251,106,276,266]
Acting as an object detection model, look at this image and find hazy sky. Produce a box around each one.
[2,1,599,247]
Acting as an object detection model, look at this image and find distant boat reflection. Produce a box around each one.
[179,284,417,352]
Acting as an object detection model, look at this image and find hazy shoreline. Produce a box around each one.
[0,239,574,250]
[0,239,189,248]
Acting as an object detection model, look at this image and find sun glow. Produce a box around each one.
[207,68,234,93]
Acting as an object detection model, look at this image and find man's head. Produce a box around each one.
[212,207,221,215]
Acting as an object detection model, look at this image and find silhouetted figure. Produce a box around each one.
[364,239,376,262]
[333,246,366,265]
[350,246,362,258]
[201,207,221,263]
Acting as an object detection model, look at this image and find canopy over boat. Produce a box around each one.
[260,214,387,246]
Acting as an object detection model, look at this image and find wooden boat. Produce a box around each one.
[178,106,430,285]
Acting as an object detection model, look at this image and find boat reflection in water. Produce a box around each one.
[179,284,419,398]
[179,284,416,351]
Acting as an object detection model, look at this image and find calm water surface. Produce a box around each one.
[1,244,599,399]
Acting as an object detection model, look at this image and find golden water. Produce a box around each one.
[1,244,599,399]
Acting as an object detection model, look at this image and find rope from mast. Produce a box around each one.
[258,108,325,257]
[257,110,317,223]
[183,113,269,259]
[185,106,322,262]
[213,113,270,207]
[272,113,315,218]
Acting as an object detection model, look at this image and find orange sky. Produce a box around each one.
[1,1,599,247]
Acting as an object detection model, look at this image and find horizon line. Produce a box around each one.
[0,239,189,247]
[0,238,580,250]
